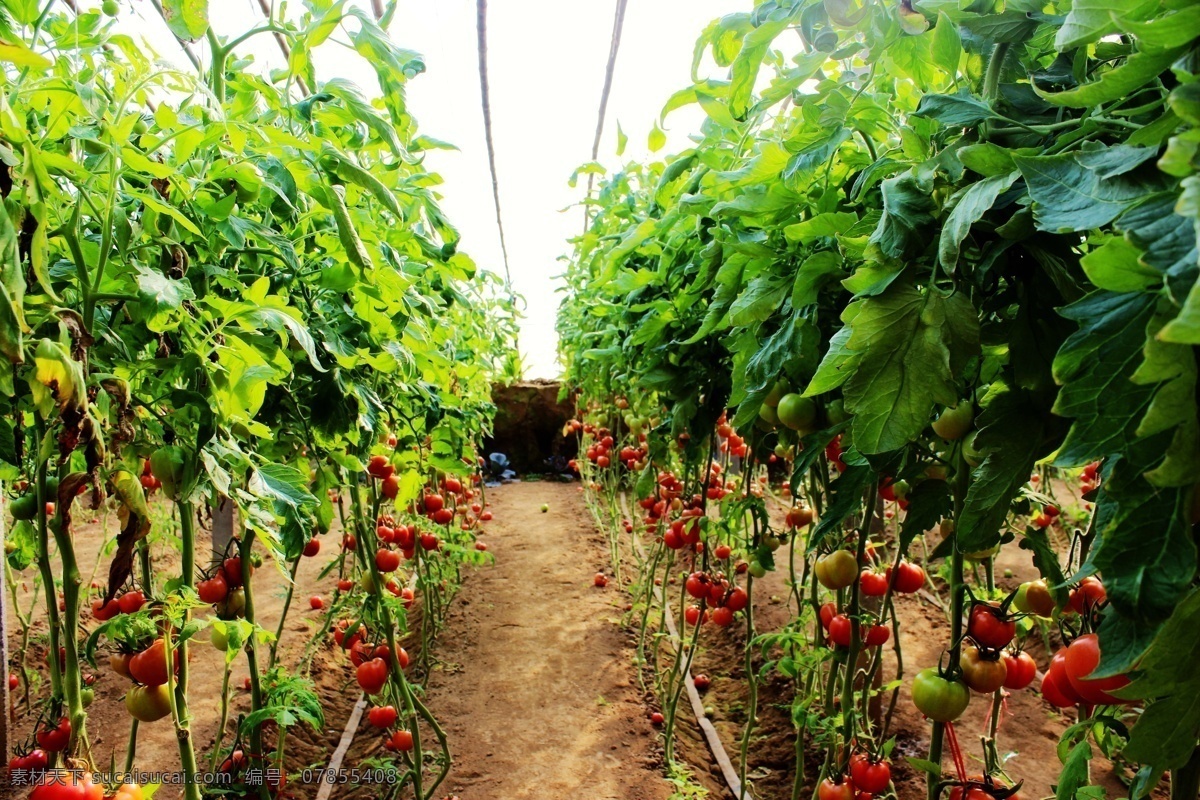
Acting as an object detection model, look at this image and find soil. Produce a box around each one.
[418,480,672,800]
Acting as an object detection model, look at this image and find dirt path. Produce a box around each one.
[423,481,673,800]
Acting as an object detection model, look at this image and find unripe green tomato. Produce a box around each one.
[81,687,95,707]
[825,398,849,425]
[911,668,970,722]
[763,534,782,551]
[758,403,779,427]
[777,394,818,432]
[932,403,974,440]
[964,544,1000,563]
[774,443,793,459]
[360,572,377,592]
[962,431,986,468]
[216,587,245,619]
[763,380,789,408]
[10,494,37,521]
[102,0,120,16]
[892,479,910,500]
[748,561,767,579]
[210,626,229,651]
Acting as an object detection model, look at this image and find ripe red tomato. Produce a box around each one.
[887,561,926,594]
[865,624,890,646]
[693,674,711,691]
[29,769,103,800]
[368,705,399,728]
[685,572,708,599]
[342,534,357,551]
[8,673,17,690]
[818,777,855,800]
[337,579,354,592]
[388,729,414,751]
[819,602,836,630]
[1062,633,1129,705]
[374,644,410,669]
[420,532,439,550]
[91,597,121,621]
[1067,577,1107,615]
[714,544,732,560]
[367,455,392,479]
[129,639,177,687]
[594,573,608,588]
[444,477,463,494]
[849,753,892,794]
[712,606,734,627]
[118,590,145,614]
[725,587,748,612]
[376,548,401,573]
[309,596,324,610]
[828,614,854,646]
[35,717,71,752]
[424,493,445,513]
[650,712,665,726]
[967,603,1016,650]
[198,573,229,604]
[684,605,703,626]
[381,474,400,499]
[356,657,390,694]
[8,747,49,773]
[1042,650,1085,708]
[222,556,249,588]
[859,571,888,597]
[1003,651,1037,690]
[960,645,1008,693]
[303,538,321,557]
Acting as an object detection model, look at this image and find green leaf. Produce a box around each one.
[900,479,951,549]
[915,91,1001,127]
[1080,237,1162,292]
[784,212,858,244]
[0,206,25,365]
[1013,153,1166,233]
[135,266,196,333]
[809,464,872,549]
[728,16,792,119]
[160,0,209,41]
[1053,291,1159,465]
[1055,741,1094,800]
[792,251,843,308]
[938,172,1018,271]
[783,128,851,183]
[1037,47,1183,108]
[841,286,980,454]
[251,462,318,560]
[318,184,372,272]
[930,13,961,76]
[806,325,861,396]
[958,385,1058,552]
[321,77,405,157]
[1121,588,1200,779]
[958,143,1016,177]
[1056,0,1159,48]
[1123,6,1200,50]
[648,123,666,153]
[869,172,935,258]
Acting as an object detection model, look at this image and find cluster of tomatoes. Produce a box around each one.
[683,570,749,628]
[25,769,149,800]
[367,454,402,500]
[1077,461,1101,495]
[89,588,144,622]
[330,620,411,695]
[367,704,415,752]
[715,414,749,459]
[1029,503,1061,529]
[817,752,893,800]
[814,549,926,650]
[197,554,253,620]
[136,457,161,493]
[109,637,180,724]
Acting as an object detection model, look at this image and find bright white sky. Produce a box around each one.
[119,0,735,378]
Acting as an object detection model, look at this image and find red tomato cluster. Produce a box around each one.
[825,435,847,473]
[90,588,146,621]
[1079,460,1101,494]
[715,413,748,459]
[1030,503,1060,529]
[683,571,748,628]
[138,457,161,493]
[819,602,890,647]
